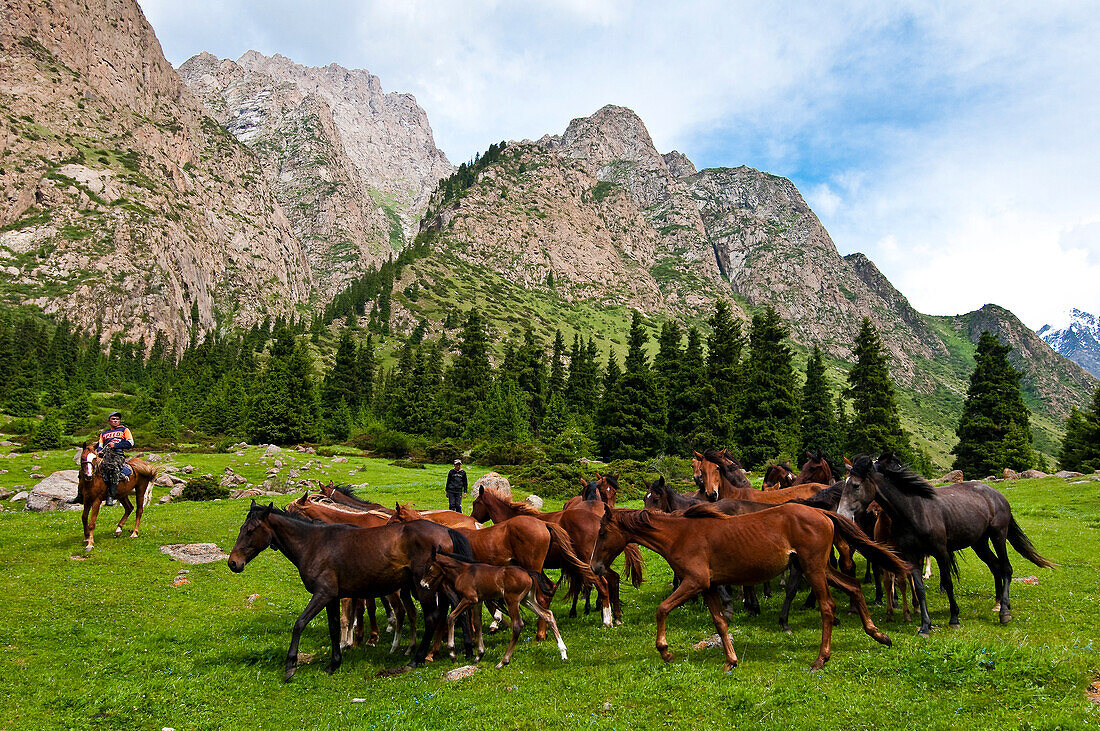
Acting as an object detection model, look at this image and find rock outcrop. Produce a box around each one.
[0,0,312,346]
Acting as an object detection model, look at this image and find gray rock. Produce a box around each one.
[25,470,80,511]
[160,543,228,564]
[1003,468,1020,480]
[264,444,282,454]
[158,495,172,504]
[169,485,185,498]
[182,465,194,474]
[941,470,964,483]
[1020,469,1048,479]
[11,491,30,502]
[471,472,512,502]
[1055,470,1084,478]
[331,456,348,463]
[524,494,544,510]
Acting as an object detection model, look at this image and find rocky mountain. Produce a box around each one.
[179,51,452,242]
[1038,309,1100,379]
[0,0,312,344]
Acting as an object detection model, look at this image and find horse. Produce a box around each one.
[318,481,394,513]
[387,502,596,642]
[76,443,157,551]
[293,492,482,530]
[421,550,568,668]
[838,454,1055,636]
[793,453,835,486]
[693,450,826,503]
[592,504,906,671]
[867,502,914,622]
[227,501,475,679]
[762,462,795,490]
[470,489,642,627]
[562,473,618,511]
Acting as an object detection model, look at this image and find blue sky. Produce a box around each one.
[139,0,1100,331]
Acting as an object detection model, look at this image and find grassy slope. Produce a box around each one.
[2,445,1099,729]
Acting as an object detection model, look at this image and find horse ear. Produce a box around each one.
[844,457,853,468]
[656,475,665,487]
[579,478,589,489]
[595,471,602,479]
[693,450,703,459]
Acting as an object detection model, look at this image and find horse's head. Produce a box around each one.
[642,477,668,511]
[420,546,445,589]
[79,443,99,479]
[693,451,721,501]
[470,491,491,523]
[596,473,618,506]
[592,507,626,575]
[837,456,878,521]
[580,477,600,502]
[228,501,276,573]
[391,502,423,523]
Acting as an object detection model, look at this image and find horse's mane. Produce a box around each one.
[875,455,937,499]
[249,501,325,525]
[479,489,541,515]
[297,494,385,517]
[328,482,356,496]
[678,503,729,519]
[614,508,656,534]
[792,482,843,510]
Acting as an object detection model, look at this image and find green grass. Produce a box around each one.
[2,445,1099,728]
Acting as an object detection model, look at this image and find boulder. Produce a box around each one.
[11,491,29,502]
[25,470,80,511]
[332,456,348,463]
[169,484,185,498]
[524,494,544,510]
[158,495,172,504]
[1055,470,1084,479]
[264,444,282,454]
[471,472,512,502]
[154,473,176,487]
[0,488,10,501]
[273,459,283,468]
[1003,468,1020,480]
[940,470,964,483]
[231,488,265,500]
[160,543,228,564]
[442,665,479,681]
[1020,469,1048,479]
[182,465,194,474]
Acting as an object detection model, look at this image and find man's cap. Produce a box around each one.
[454,459,462,465]
[108,412,122,419]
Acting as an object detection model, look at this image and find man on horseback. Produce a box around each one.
[96,411,134,506]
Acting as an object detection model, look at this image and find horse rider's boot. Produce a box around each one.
[67,488,83,505]
[105,481,118,506]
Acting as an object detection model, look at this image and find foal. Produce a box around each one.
[421,551,568,668]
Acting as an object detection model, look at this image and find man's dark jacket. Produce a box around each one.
[446,468,467,494]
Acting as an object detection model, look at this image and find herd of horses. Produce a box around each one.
[72,443,1055,677]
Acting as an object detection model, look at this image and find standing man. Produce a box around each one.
[445,459,468,513]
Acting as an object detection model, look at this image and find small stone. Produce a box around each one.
[442,664,479,681]
[183,465,194,474]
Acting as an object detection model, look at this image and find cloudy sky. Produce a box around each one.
[140,0,1100,330]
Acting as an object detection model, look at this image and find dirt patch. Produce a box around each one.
[1087,676,1100,705]
[160,543,228,564]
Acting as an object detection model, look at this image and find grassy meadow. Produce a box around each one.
[1,445,1099,729]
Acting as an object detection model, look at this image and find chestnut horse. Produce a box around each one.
[762,462,795,490]
[318,481,394,513]
[562,473,618,511]
[227,501,475,679]
[592,504,908,671]
[421,550,568,667]
[388,501,596,641]
[793,453,835,486]
[693,450,825,503]
[470,489,642,627]
[77,443,157,551]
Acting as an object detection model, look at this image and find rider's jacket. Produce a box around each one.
[97,426,134,452]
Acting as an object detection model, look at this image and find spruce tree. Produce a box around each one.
[322,331,359,412]
[28,410,63,449]
[706,301,743,446]
[952,331,1033,476]
[845,317,911,460]
[548,330,566,399]
[799,346,841,465]
[737,307,799,468]
[440,308,492,438]
[1059,386,1100,472]
[595,312,665,460]
[671,326,722,452]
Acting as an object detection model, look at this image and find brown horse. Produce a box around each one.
[562,473,619,511]
[762,462,795,490]
[77,443,157,551]
[388,501,596,642]
[288,493,391,526]
[694,450,826,504]
[470,489,641,627]
[793,453,835,486]
[421,550,568,667]
[227,501,476,679]
[593,504,908,671]
[318,481,394,513]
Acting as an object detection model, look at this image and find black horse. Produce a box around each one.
[838,454,1054,636]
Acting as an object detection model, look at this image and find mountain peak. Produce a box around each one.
[1038,308,1100,378]
[559,105,666,173]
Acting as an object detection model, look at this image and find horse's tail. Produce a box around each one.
[544,522,599,584]
[446,528,475,562]
[825,510,913,577]
[1008,517,1056,568]
[128,459,157,508]
[622,542,644,588]
[526,569,557,605]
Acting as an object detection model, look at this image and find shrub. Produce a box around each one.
[179,476,230,501]
[501,461,589,499]
[544,427,596,463]
[605,459,663,501]
[2,418,35,436]
[213,436,236,453]
[27,412,63,449]
[470,441,545,467]
[422,438,464,465]
[351,426,422,458]
[390,459,426,470]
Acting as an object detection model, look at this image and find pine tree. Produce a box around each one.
[845,318,911,460]
[736,307,799,468]
[1059,389,1100,472]
[595,312,665,460]
[799,346,841,465]
[440,309,492,438]
[952,330,1033,476]
[28,410,63,449]
[548,330,566,399]
[671,327,722,452]
[706,301,743,446]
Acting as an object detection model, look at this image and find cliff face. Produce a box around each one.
[177,52,400,301]
[223,51,451,238]
[0,0,311,345]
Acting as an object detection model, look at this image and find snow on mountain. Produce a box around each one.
[1038,309,1100,378]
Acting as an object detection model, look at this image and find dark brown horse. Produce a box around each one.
[318,481,394,513]
[470,490,642,627]
[839,454,1055,636]
[562,473,619,511]
[77,443,158,551]
[592,504,908,671]
[694,450,826,504]
[762,462,795,490]
[421,550,567,667]
[227,501,475,679]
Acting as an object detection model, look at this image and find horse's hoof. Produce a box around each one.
[1000,613,1012,624]
[324,663,338,675]
[568,610,577,618]
[659,650,674,663]
[84,545,94,552]
[613,619,624,627]
[495,660,507,669]
[874,631,892,646]
[114,529,122,537]
[810,659,826,671]
[948,621,961,629]
[284,666,297,682]
[917,630,931,638]
[129,532,138,539]
[724,661,737,672]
